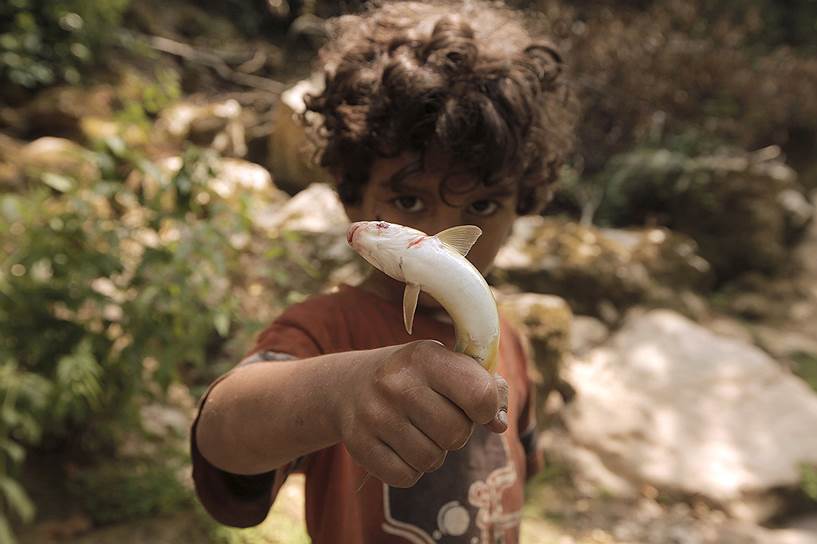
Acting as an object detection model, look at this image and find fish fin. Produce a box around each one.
[435,225,482,257]
[403,283,420,335]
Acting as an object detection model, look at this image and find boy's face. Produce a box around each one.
[343,152,519,277]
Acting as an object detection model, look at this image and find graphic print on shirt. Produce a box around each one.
[381,425,520,543]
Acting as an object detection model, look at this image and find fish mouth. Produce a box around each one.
[347,223,361,246]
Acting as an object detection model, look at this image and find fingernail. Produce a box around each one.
[497,409,508,428]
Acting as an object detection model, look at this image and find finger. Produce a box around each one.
[346,433,421,488]
[415,345,499,425]
[379,418,448,474]
[403,385,475,451]
[484,374,509,434]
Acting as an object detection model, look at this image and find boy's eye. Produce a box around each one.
[393,195,425,213]
[468,200,499,216]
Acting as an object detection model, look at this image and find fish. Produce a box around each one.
[346,220,500,373]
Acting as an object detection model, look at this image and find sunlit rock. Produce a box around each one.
[23,85,114,138]
[597,148,812,281]
[267,77,332,192]
[499,293,573,427]
[155,99,246,157]
[20,137,100,186]
[561,309,817,520]
[493,216,712,319]
[259,182,347,234]
[0,133,24,189]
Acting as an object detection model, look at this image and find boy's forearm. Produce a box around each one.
[195,349,371,475]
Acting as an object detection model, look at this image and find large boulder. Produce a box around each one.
[155,99,247,157]
[267,77,333,192]
[0,133,24,189]
[498,293,573,427]
[19,137,100,187]
[22,85,115,138]
[493,216,712,319]
[559,309,817,520]
[597,148,812,281]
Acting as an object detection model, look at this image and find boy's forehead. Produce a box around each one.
[370,153,516,198]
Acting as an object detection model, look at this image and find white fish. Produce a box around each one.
[347,221,499,373]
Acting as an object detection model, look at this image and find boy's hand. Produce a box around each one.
[335,340,509,488]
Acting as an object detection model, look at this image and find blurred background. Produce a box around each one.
[1,0,817,543]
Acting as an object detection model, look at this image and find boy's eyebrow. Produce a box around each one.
[480,188,516,199]
[381,159,427,192]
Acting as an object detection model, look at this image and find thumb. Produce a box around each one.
[484,373,509,434]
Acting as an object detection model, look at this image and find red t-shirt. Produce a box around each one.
[191,284,540,543]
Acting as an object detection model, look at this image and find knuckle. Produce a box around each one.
[404,340,441,366]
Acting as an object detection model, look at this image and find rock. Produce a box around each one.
[570,316,609,356]
[267,77,333,192]
[259,182,347,234]
[23,85,115,138]
[493,216,712,318]
[79,116,150,148]
[0,133,24,189]
[562,309,817,519]
[155,99,246,157]
[20,137,100,186]
[597,148,812,281]
[211,158,284,201]
[498,293,573,426]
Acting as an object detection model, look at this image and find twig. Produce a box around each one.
[139,33,285,93]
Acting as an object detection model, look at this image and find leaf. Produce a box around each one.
[0,515,17,544]
[213,312,230,337]
[0,476,35,523]
[0,440,25,464]
[41,173,74,193]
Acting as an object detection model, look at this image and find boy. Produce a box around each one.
[192,1,576,542]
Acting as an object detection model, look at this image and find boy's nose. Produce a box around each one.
[423,209,467,236]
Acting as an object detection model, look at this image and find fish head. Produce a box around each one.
[347,221,426,281]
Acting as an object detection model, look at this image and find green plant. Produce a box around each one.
[0,360,51,542]
[792,352,817,394]
[800,463,817,502]
[0,0,131,88]
[67,452,192,525]
[0,140,258,536]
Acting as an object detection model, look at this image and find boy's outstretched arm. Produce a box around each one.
[195,339,509,487]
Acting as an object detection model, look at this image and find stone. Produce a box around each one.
[493,216,712,318]
[155,99,246,157]
[597,148,812,281]
[0,133,24,189]
[498,293,573,426]
[23,85,114,138]
[570,316,609,356]
[562,309,817,519]
[267,77,333,192]
[258,182,347,234]
[20,137,100,186]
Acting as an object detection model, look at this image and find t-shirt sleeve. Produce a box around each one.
[190,318,323,528]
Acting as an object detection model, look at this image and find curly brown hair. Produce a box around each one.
[304,0,578,214]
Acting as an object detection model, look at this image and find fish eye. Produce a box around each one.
[468,200,500,216]
[392,195,425,213]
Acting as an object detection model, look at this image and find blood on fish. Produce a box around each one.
[407,237,425,248]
